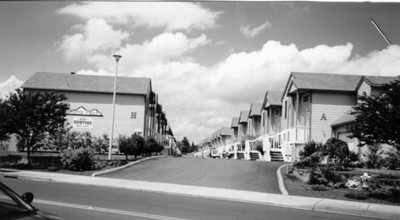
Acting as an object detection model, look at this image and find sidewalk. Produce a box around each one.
[1,168,399,220]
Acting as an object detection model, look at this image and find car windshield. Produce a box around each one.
[0,182,35,216]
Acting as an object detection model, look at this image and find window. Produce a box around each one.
[302,94,309,103]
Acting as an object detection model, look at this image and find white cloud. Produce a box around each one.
[57,18,129,62]
[0,76,23,99]
[58,2,221,31]
[73,32,210,74]
[240,21,271,38]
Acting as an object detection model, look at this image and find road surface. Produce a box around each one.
[1,177,379,220]
[104,157,283,193]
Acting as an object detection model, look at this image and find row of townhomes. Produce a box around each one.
[4,72,176,153]
[197,72,399,162]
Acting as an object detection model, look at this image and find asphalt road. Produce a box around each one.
[1,177,379,220]
[104,157,283,193]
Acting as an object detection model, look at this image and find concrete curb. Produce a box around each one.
[91,155,165,177]
[277,163,289,195]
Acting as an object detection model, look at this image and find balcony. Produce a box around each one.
[279,126,311,144]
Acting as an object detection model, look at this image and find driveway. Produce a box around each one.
[103,157,284,194]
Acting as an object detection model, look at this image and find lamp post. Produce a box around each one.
[108,54,122,160]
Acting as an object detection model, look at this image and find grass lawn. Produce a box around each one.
[282,167,400,206]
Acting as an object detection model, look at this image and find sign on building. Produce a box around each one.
[73,117,93,128]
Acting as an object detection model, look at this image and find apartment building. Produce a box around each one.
[22,72,173,146]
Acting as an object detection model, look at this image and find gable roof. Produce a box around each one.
[239,111,249,124]
[331,109,355,128]
[22,72,151,95]
[262,90,283,109]
[355,75,399,91]
[282,72,362,101]
[220,127,233,136]
[231,117,239,128]
[249,103,262,117]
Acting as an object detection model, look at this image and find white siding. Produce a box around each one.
[311,92,356,143]
[64,91,145,138]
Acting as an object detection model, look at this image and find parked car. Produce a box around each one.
[0,181,63,219]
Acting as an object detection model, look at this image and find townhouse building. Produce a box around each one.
[260,91,283,161]
[199,72,398,162]
[21,72,173,148]
[231,117,239,143]
[247,103,263,138]
[238,111,249,143]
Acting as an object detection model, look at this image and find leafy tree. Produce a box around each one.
[145,137,163,156]
[93,134,110,154]
[2,89,69,165]
[36,123,72,152]
[348,78,400,151]
[118,134,145,160]
[69,131,93,149]
[0,98,10,141]
[180,137,191,154]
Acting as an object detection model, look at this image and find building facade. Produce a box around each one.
[21,72,173,146]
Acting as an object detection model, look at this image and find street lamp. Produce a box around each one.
[108,54,122,160]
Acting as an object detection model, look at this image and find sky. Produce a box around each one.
[1,1,400,144]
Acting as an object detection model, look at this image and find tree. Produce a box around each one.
[348,78,400,151]
[145,137,163,156]
[93,134,110,154]
[179,137,191,154]
[322,138,352,167]
[2,89,69,165]
[0,98,10,141]
[118,134,145,160]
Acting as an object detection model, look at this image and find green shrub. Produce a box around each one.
[300,141,323,159]
[344,191,368,200]
[321,166,344,184]
[69,132,93,149]
[363,144,384,169]
[385,149,400,170]
[323,138,353,167]
[61,147,97,171]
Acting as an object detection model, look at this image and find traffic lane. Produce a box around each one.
[104,157,283,194]
[1,177,381,220]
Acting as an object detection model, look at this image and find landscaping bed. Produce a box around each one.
[0,152,143,176]
[281,165,400,206]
